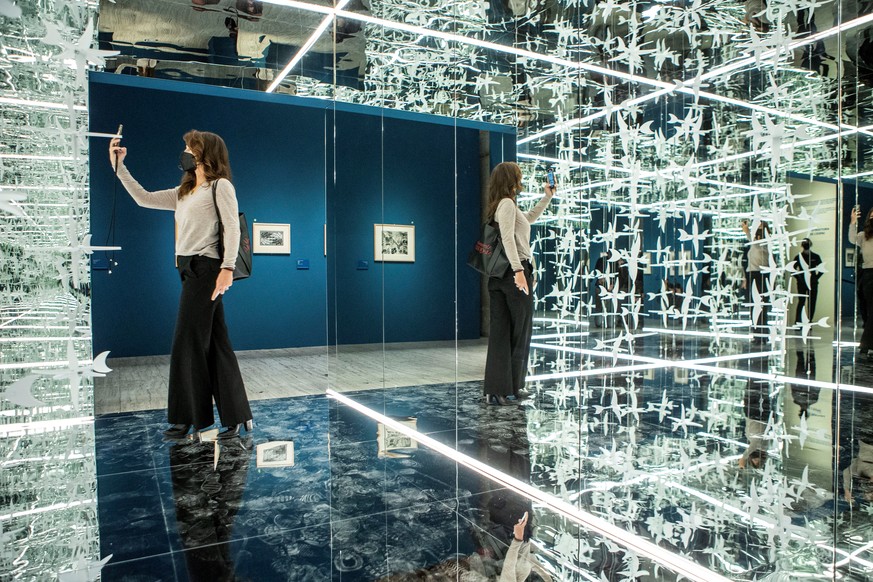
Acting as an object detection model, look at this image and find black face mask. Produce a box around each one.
[179,151,197,172]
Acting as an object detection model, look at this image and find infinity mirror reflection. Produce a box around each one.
[4,0,873,579]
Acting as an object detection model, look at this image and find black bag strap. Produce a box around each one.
[211,181,226,258]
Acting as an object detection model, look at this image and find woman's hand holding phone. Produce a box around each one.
[513,511,528,541]
[109,137,127,167]
[109,125,126,168]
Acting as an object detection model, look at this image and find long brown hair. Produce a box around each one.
[486,161,522,221]
[178,130,233,198]
[865,208,873,240]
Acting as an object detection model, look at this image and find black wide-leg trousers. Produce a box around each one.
[860,269,873,349]
[168,255,252,430]
[795,283,818,323]
[484,261,533,397]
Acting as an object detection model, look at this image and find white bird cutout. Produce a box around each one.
[0,190,26,216]
[0,0,21,18]
[58,555,113,582]
[1,375,45,408]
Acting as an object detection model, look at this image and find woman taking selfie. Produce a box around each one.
[109,130,253,439]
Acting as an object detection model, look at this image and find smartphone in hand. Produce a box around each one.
[546,167,556,189]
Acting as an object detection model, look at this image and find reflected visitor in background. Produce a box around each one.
[742,220,772,343]
[850,206,873,355]
[791,238,823,323]
[483,162,554,406]
[739,360,773,469]
[791,349,819,419]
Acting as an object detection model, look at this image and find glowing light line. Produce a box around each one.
[532,343,873,395]
[327,389,732,582]
[0,96,87,111]
[266,0,352,93]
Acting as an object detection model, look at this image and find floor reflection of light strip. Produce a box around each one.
[527,363,664,382]
[326,389,732,582]
[827,540,873,570]
[642,327,752,340]
[531,332,589,340]
[670,482,873,573]
[534,317,588,327]
[532,342,873,396]
[582,454,743,493]
[531,342,775,367]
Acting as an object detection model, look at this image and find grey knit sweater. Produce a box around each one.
[116,163,240,270]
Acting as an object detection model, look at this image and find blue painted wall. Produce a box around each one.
[89,73,512,356]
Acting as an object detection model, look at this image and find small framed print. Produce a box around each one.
[253,223,290,254]
[256,441,295,468]
[847,247,856,268]
[374,224,415,262]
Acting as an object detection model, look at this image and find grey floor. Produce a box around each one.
[94,339,488,414]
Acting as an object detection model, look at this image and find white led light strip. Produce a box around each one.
[326,388,732,582]
[266,0,352,93]
[0,96,87,112]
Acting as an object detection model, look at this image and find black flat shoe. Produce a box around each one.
[218,419,254,440]
[514,389,531,401]
[163,424,192,439]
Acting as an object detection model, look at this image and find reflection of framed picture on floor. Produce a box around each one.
[374,224,415,262]
[256,441,295,467]
[253,223,290,254]
[377,417,418,458]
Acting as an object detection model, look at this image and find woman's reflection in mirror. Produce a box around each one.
[482,162,554,406]
[741,220,772,345]
[791,348,819,419]
[849,206,873,355]
[739,358,773,470]
[791,238,823,324]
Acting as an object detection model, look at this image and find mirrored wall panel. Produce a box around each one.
[0,1,103,579]
[4,0,873,578]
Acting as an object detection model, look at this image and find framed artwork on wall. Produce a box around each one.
[374,224,415,262]
[253,223,290,254]
[847,247,856,268]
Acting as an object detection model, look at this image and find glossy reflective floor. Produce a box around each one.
[97,326,873,581]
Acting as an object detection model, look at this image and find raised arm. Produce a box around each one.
[110,137,177,211]
[524,183,555,223]
[850,207,862,245]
